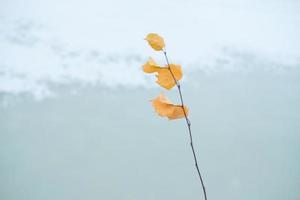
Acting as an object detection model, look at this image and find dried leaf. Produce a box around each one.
[143,57,161,73]
[156,64,182,89]
[145,33,165,51]
[143,58,182,90]
[151,93,189,120]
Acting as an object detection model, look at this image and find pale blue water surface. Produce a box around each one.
[0,0,300,199]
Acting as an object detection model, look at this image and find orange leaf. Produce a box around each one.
[145,33,165,51]
[156,64,182,89]
[151,93,189,120]
[143,57,161,73]
[143,58,182,90]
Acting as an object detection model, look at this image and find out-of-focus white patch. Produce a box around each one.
[0,0,299,99]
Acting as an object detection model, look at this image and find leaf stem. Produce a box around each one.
[162,49,207,200]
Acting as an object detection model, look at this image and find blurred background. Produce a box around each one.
[0,0,299,199]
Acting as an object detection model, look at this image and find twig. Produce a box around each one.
[162,48,207,200]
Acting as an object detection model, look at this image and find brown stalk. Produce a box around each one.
[162,48,207,200]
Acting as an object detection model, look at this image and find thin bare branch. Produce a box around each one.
[162,49,207,200]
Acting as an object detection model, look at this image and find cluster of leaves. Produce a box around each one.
[143,33,189,120]
[143,34,207,200]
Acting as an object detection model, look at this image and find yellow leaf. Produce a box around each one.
[145,33,165,51]
[151,93,189,120]
[142,58,183,90]
[167,105,189,120]
[143,57,161,73]
[156,64,182,89]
